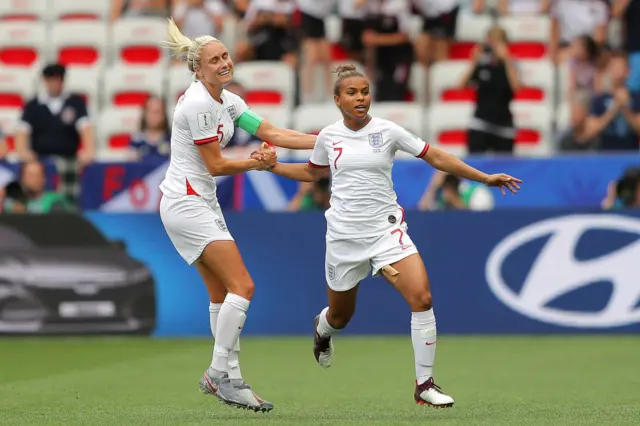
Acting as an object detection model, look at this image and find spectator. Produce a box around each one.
[14,64,95,204]
[235,0,297,68]
[413,0,460,65]
[129,96,171,162]
[496,0,551,15]
[338,0,371,63]
[288,178,331,211]
[557,99,599,151]
[111,0,171,21]
[296,0,334,104]
[601,166,640,209]
[418,171,494,211]
[3,160,72,214]
[223,82,262,148]
[459,25,521,154]
[364,0,414,101]
[612,0,640,92]
[550,0,608,65]
[581,51,640,151]
[172,0,226,40]
[2,181,27,214]
[567,35,601,103]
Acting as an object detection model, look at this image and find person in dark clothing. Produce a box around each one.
[363,0,414,101]
[459,25,522,154]
[14,63,95,203]
[582,51,640,151]
[612,0,640,91]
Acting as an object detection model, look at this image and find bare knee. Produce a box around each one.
[408,290,433,312]
[227,279,255,301]
[326,309,353,330]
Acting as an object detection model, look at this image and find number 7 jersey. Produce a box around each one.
[160,80,249,199]
[309,117,429,239]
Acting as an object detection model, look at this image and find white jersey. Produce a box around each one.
[309,117,429,239]
[160,81,249,199]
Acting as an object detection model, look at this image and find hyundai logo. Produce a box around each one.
[486,214,640,328]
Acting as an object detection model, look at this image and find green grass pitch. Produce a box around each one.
[1,336,639,425]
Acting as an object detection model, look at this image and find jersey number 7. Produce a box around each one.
[333,147,343,169]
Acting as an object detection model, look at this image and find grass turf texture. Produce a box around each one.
[0,336,639,425]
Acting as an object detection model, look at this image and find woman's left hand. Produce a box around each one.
[485,173,522,195]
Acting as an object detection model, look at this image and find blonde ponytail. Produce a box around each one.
[162,18,220,76]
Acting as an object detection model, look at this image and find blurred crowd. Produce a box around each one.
[0,0,639,213]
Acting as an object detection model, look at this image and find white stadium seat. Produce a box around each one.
[65,66,102,115]
[0,107,22,152]
[49,0,110,21]
[368,102,424,137]
[325,15,342,44]
[516,60,556,106]
[233,62,295,108]
[50,20,108,68]
[103,64,165,108]
[429,61,474,104]
[166,64,193,117]
[247,105,291,130]
[498,15,550,59]
[0,21,46,68]
[97,106,143,153]
[512,102,553,156]
[111,17,167,65]
[0,67,35,109]
[556,102,571,133]
[0,0,48,21]
[409,62,427,104]
[426,103,475,157]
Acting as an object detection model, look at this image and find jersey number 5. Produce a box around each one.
[333,147,343,169]
[216,124,224,142]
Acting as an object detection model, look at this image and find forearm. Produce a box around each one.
[581,109,620,141]
[211,158,261,176]
[620,107,640,133]
[80,126,96,153]
[425,147,489,184]
[267,128,316,150]
[504,59,521,92]
[459,63,477,88]
[270,162,318,182]
[612,0,632,17]
[14,131,33,159]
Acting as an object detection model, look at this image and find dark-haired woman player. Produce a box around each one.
[253,64,523,407]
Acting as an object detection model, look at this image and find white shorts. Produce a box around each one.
[325,222,419,292]
[160,194,233,266]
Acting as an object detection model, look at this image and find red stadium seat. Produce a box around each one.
[438,130,467,145]
[109,133,132,149]
[509,42,547,60]
[112,18,166,66]
[330,43,349,61]
[514,87,545,102]
[0,48,37,66]
[449,42,475,60]
[0,21,45,67]
[58,47,100,66]
[245,90,283,105]
[103,64,165,109]
[120,46,162,65]
[441,88,476,102]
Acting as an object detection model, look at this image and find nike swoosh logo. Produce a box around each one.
[401,245,414,251]
[425,341,436,346]
[332,141,343,146]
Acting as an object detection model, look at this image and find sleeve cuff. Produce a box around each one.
[308,161,329,168]
[76,116,91,132]
[416,143,429,158]
[16,120,32,133]
[194,136,219,145]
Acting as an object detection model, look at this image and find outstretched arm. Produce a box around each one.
[235,109,316,149]
[269,162,330,182]
[256,120,316,150]
[423,145,522,195]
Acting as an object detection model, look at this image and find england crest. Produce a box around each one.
[227,105,237,121]
[368,132,383,148]
[328,265,336,281]
[215,218,228,232]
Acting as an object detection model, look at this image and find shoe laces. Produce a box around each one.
[418,377,443,394]
[315,333,331,352]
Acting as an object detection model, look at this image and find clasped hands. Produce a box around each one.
[249,142,277,171]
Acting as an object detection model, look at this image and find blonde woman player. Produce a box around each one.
[159,19,315,412]
[254,65,522,407]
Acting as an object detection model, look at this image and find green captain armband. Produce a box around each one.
[236,109,264,136]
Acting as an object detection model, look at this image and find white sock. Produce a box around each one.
[211,294,249,374]
[411,309,437,385]
[316,306,339,337]
[209,302,242,379]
